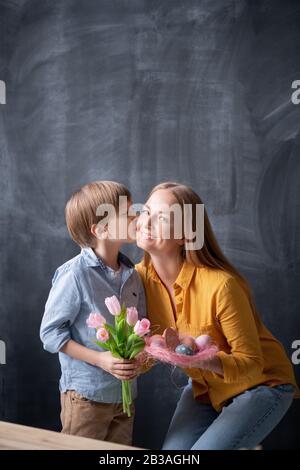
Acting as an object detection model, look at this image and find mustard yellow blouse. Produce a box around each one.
[136,260,300,412]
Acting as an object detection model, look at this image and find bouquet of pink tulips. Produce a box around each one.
[86,295,151,417]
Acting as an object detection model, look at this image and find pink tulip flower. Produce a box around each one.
[134,318,151,337]
[96,327,109,342]
[105,295,121,316]
[126,307,139,326]
[86,312,106,329]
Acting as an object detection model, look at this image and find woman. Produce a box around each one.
[135,182,299,450]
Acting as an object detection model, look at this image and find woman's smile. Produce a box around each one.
[138,228,159,240]
[136,228,158,247]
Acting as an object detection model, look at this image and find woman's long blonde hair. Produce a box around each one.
[143,181,257,311]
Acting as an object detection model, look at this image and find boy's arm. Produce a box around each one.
[40,269,81,353]
[40,268,139,380]
[60,340,139,380]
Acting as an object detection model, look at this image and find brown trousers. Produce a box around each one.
[60,390,135,446]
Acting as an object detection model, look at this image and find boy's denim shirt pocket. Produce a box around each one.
[40,247,146,403]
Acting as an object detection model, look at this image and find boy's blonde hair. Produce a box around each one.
[65,181,131,247]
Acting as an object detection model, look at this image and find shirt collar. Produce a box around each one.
[175,260,196,289]
[147,259,196,290]
[81,247,134,270]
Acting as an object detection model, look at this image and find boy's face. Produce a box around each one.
[116,199,137,244]
[95,198,137,243]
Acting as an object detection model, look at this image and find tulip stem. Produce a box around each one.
[122,380,132,417]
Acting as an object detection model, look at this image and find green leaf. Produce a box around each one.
[105,323,116,336]
[127,324,134,335]
[116,318,126,342]
[121,303,127,317]
[126,335,145,357]
[129,344,145,359]
[93,340,111,351]
[111,349,123,359]
[105,324,119,344]
[127,333,141,346]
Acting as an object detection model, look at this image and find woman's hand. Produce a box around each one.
[174,356,224,377]
[96,351,141,380]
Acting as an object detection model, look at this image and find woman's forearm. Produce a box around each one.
[197,356,224,377]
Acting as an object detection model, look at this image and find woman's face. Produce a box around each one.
[136,189,184,256]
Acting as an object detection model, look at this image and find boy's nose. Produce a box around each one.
[142,217,151,230]
[137,214,150,228]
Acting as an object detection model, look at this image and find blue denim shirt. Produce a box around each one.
[40,247,146,403]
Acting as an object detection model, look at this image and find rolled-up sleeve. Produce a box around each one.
[40,268,81,353]
[215,277,264,383]
[136,274,147,320]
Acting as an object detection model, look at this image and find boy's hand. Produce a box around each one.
[135,351,157,374]
[96,351,140,381]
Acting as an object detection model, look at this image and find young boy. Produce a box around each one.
[40,181,146,445]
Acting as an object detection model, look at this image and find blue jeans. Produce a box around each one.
[162,379,296,450]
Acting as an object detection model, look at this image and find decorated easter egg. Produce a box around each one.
[150,334,166,348]
[181,336,198,352]
[175,344,195,356]
[163,327,180,351]
[195,334,213,351]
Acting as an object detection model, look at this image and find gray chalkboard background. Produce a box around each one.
[0,0,300,449]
